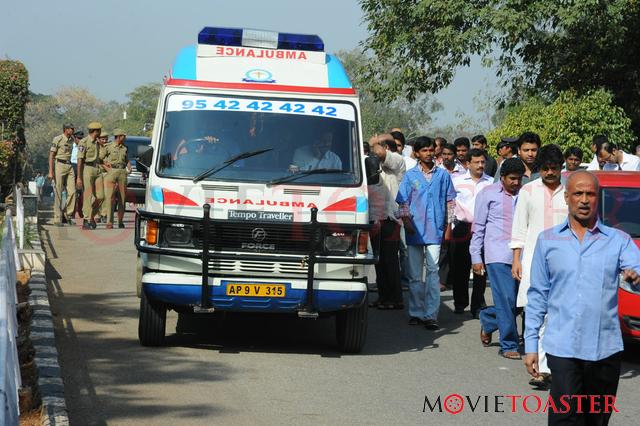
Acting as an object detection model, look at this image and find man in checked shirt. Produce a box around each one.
[396,136,457,330]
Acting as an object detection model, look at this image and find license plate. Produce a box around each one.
[225,283,286,297]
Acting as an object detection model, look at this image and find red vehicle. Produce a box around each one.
[594,171,640,342]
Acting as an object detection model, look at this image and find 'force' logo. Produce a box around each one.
[241,242,276,250]
[252,228,267,242]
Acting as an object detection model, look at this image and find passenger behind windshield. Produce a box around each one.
[289,131,342,173]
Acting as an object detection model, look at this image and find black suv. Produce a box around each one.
[125,136,151,205]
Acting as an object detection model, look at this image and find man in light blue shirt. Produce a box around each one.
[397,136,456,330]
[525,171,640,425]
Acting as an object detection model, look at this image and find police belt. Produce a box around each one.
[84,160,99,167]
[110,164,126,169]
[56,159,72,165]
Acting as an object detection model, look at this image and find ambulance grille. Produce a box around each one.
[201,184,239,192]
[208,260,307,276]
[193,223,312,254]
[283,188,320,196]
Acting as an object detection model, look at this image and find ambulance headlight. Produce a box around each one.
[324,233,354,253]
[163,223,193,247]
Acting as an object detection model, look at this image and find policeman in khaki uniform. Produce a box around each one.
[48,123,77,226]
[96,130,110,223]
[101,128,131,229]
[77,122,105,229]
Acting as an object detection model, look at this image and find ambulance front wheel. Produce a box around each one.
[335,298,368,353]
[138,290,167,346]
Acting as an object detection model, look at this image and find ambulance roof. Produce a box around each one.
[168,27,355,96]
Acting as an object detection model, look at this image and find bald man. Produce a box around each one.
[524,171,640,425]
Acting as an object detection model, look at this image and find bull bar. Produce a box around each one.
[134,205,378,316]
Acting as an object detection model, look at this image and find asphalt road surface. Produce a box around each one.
[40,210,640,425]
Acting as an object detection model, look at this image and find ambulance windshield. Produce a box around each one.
[157,93,361,186]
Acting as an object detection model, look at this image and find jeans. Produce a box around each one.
[406,244,441,320]
[479,263,519,352]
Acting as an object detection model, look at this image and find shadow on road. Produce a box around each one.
[42,228,232,425]
[167,291,470,358]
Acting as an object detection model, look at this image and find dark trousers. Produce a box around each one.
[372,219,402,304]
[449,222,486,312]
[547,352,621,426]
[438,241,451,286]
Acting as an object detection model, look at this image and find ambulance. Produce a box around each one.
[134,27,376,352]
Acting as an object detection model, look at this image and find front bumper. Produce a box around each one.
[135,205,377,315]
[142,272,366,312]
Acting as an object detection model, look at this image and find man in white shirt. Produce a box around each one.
[391,130,417,170]
[510,144,568,389]
[596,140,640,171]
[368,134,406,309]
[439,143,466,177]
[450,148,493,317]
[586,134,607,171]
[291,131,342,171]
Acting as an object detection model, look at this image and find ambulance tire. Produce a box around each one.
[138,290,166,346]
[336,299,368,353]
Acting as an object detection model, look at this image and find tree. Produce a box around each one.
[0,60,29,197]
[486,89,635,160]
[122,83,161,136]
[335,49,441,140]
[359,0,640,135]
[24,88,123,175]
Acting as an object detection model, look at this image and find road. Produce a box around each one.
[40,210,640,425]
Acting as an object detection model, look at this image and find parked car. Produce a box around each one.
[125,136,151,205]
[595,171,640,343]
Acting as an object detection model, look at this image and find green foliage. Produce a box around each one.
[487,90,635,160]
[0,60,29,195]
[122,83,161,136]
[335,49,441,140]
[0,60,29,136]
[25,88,125,174]
[359,0,640,134]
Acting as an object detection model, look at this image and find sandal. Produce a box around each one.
[528,373,552,389]
[501,351,522,360]
[480,327,492,347]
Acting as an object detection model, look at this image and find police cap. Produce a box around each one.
[87,122,102,130]
[112,128,127,136]
[73,130,85,138]
[100,130,109,138]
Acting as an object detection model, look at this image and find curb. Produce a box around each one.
[27,226,70,426]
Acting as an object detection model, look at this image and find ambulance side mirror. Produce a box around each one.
[137,146,153,173]
[365,155,381,185]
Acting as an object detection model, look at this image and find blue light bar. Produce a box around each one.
[277,32,324,52]
[198,27,324,52]
[198,27,242,46]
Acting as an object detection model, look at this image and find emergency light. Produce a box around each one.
[198,27,324,52]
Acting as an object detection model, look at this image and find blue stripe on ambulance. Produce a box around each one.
[143,283,365,313]
[326,54,352,88]
[172,45,197,80]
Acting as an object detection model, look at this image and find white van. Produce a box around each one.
[134,27,375,352]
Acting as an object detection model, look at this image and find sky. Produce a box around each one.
[0,0,497,127]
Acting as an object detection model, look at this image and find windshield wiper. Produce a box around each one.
[192,148,272,183]
[267,168,346,186]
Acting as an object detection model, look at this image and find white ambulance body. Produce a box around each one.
[134,27,375,352]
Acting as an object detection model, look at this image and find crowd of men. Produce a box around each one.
[366,131,640,425]
[47,122,132,229]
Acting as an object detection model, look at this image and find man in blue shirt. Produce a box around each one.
[525,171,640,425]
[397,136,456,330]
